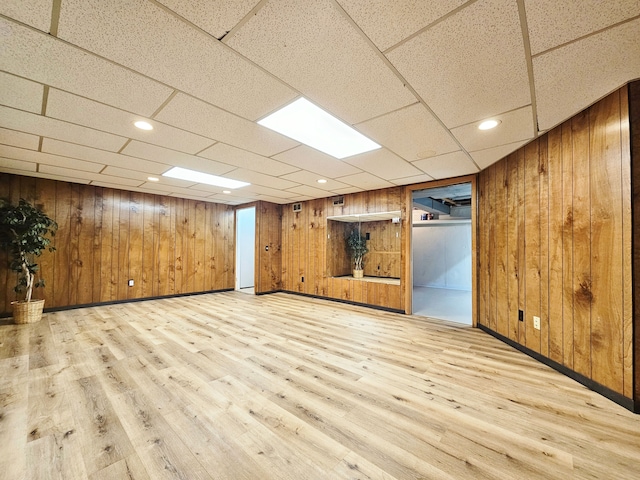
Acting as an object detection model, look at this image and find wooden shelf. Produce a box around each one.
[332,275,400,285]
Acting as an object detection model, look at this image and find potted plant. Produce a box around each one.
[346,227,368,279]
[0,198,57,324]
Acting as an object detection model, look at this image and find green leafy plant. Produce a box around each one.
[0,198,57,303]
[346,227,368,271]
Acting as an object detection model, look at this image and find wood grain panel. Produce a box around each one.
[630,81,640,403]
[476,85,634,399]
[255,201,282,294]
[524,141,541,353]
[571,110,591,378]
[0,175,235,316]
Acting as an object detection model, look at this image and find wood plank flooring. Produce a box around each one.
[1,291,639,479]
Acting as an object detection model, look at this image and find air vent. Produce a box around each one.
[292,202,302,212]
[332,196,344,206]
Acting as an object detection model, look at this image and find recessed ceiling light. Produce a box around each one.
[134,120,153,130]
[317,179,327,184]
[222,190,231,194]
[147,176,159,182]
[163,167,250,189]
[258,97,381,159]
[478,119,501,130]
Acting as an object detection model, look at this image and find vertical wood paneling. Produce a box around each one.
[620,84,633,399]
[589,90,624,392]
[571,110,591,378]
[255,201,282,294]
[547,127,564,363]
[0,176,235,315]
[630,81,640,403]
[477,85,634,399]
[506,153,519,341]
[524,141,541,352]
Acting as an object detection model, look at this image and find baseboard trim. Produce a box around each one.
[0,288,235,318]
[478,324,638,414]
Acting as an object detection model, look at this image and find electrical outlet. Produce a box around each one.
[518,310,524,322]
[533,316,540,330]
[128,279,134,287]
[301,276,304,283]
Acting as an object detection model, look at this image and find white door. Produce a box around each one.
[236,207,255,289]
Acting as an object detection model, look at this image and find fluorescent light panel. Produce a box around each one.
[258,98,381,159]
[163,167,249,189]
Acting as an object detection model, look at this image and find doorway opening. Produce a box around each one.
[412,183,472,324]
[236,206,255,294]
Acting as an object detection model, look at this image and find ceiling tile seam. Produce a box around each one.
[449,103,534,130]
[381,0,480,56]
[49,0,62,36]
[150,90,179,119]
[354,102,421,126]
[40,85,49,116]
[220,0,270,43]
[517,0,539,137]
[330,0,479,170]
[530,14,640,60]
[467,138,531,154]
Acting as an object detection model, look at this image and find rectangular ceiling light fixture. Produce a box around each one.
[258,97,381,159]
[163,166,250,189]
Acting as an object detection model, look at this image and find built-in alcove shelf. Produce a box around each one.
[331,275,400,285]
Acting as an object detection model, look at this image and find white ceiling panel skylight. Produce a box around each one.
[163,167,249,189]
[258,98,381,159]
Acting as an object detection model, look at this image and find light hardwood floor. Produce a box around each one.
[1,291,639,479]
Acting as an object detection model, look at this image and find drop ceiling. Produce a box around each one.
[1,0,638,205]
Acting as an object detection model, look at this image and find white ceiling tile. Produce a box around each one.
[253,195,291,205]
[41,138,169,175]
[335,172,393,190]
[0,72,43,114]
[57,0,296,120]
[413,151,479,179]
[343,148,423,179]
[0,106,127,151]
[0,157,37,172]
[137,182,211,198]
[336,0,467,51]
[91,181,149,192]
[198,143,298,176]
[46,89,214,154]
[100,166,196,188]
[0,168,91,185]
[534,18,640,131]
[91,174,143,188]
[286,184,334,198]
[0,144,104,172]
[272,146,362,178]
[451,106,534,152]
[227,0,415,123]
[526,0,640,55]
[39,164,102,181]
[471,140,529,170]
[278,170,351,191]
[356,103,460,161]
[387,0,530,128]
[0,128,39,150]
[225,170,299,190]
[122,141,235,176]
[155,93,298,156]
[0,18,172,116]
[231,183,299,199]
[0,0,52,32]
[208,193,258,204]
[389,174,434,186]
[330,186,364,195]
[155,0,259,39]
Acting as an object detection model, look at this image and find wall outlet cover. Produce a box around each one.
[128,279,134,287]
[533,316,540,330]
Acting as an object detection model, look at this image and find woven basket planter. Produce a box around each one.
[12,299,45,324]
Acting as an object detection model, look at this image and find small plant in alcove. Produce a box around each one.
[346,228,368,278]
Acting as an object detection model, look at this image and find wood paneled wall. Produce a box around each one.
[477,86,633,398]
[281,187,404,311]
[361,220,401,278]
[630,81,640,404]
[0,174,235,315]
[255,201,282,294]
